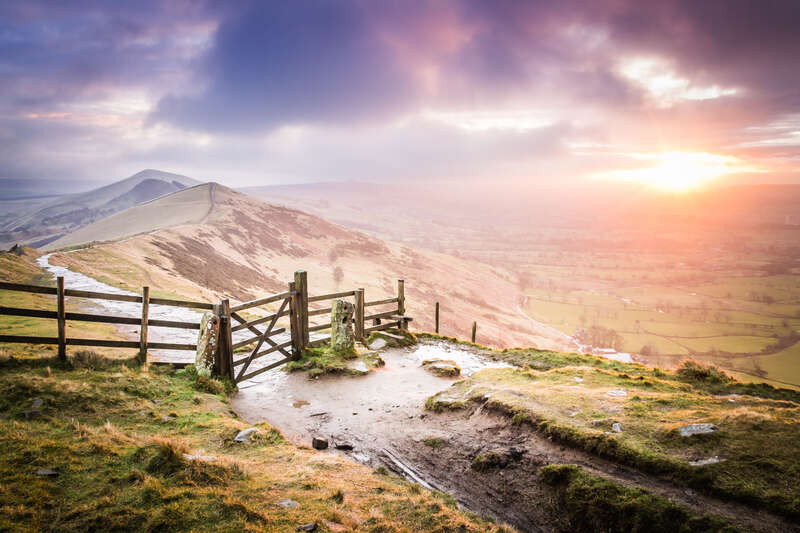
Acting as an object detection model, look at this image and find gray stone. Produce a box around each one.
[689,456,723,467]
[276,498,299,509]
[347,360,369,375]
[606,389,627,397]
[421,359,461,377]
[234,427,260,443]
[195,312,220,377]
[297,523,317,532]
[612,422,623,433]
[334,439,354,451]
[368,337,388,350]
[312,437,329,450]
[678,423,718,437]
[36,468,58,477]
[183,454,217,462]
[31,397,43,408]
[331,300,355,353]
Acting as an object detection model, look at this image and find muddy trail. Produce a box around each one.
[232,339,798,533]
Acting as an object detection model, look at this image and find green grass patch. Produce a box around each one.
[0,354,505,532]
[541,464,739,532]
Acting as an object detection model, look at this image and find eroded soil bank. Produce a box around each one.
[232,339,799,533]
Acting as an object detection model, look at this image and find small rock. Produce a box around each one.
[297,522,317,532]
[611,422,623,433]
[678,423,718,437]
[574,377,583,383]
[276,498,299,509]
[421,359,461,377]
[23,410,40,420]
[36,468,58,477]
[234,427,260,443]
[312,437,329,450]
[606,389,627,397]
[689,456,723,467]
[321,519,347,532]
[161,415,171,422]
[183,454,217,462]
[31,397,43,408]
[368,338,388,350]
[347,360,369,375]
[335,441,354,451]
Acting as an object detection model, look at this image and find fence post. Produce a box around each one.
[354,288,365,341]
[139,286,149,364]
[294,270,309,349]
[56,276,66,362]
[471,321,477,343]
[288,281,303,359]
[435,302,439,334]
[219,299,234,380]
[397,279,405,315]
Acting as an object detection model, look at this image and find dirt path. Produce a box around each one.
[200,182,216,224]
[232,340,797,533]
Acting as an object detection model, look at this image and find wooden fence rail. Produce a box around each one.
[0,277,208,363]
[1,271,412,383]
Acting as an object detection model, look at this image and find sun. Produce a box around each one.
[596,151,756,192]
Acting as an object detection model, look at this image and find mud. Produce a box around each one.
[233,339,798,533]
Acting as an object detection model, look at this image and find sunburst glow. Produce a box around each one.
[594,152,759,191]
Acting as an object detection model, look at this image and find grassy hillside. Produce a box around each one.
[0,356,511,532]
[45,183,559,350]
[426,339,800,519]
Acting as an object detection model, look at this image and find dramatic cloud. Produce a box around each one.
[0,0,798,186]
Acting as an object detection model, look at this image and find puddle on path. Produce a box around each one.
[233,340,511,450]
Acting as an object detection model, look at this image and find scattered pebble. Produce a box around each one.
[183,454,217,462]
[612,422,623,433]
[297,522,317,532]
[234,427,260,443]
[36,468,58,477]
[276,498,299,509]
[678,423,718,437]
[312,437,329,450]
[606,389,627,397]
[689,456,723,467]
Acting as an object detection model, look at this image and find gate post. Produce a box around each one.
[218,299,234,380]
[294,270,309,349]
[354,288,365,341]
[288,281,302,359]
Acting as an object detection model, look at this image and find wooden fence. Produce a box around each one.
[0,271,410,384]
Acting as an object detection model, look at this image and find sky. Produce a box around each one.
[1,0,799,191]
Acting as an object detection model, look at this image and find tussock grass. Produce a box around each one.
[541,464,739,532]
[0,355,505,532]
[426,355,800,519]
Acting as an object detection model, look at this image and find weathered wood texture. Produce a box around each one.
[139,286,149,363]
[354,288,365,340]
[435,301,440,333]
[56,277,66,361]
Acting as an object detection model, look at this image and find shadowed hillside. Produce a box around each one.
[0,170,199,249]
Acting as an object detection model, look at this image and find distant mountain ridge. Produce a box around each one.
[0,169,200,248]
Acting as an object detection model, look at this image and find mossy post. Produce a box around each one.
[354,288,365,340]
[471,321,477,343]
[139,286,150,364]
[288,281,303,359]
[56,276,66,362]
[294,270,309,349]
[331,299,355,353]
